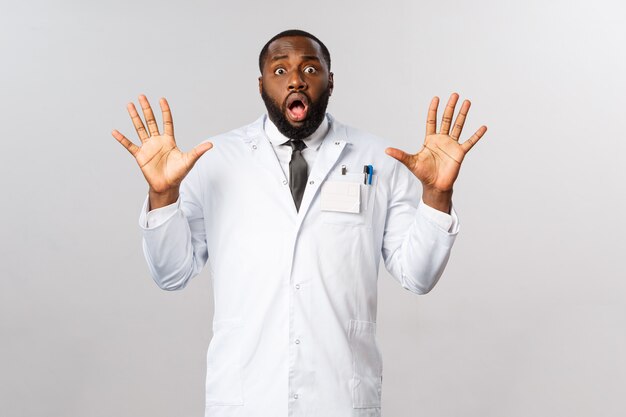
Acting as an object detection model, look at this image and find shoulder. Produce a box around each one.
[332,117,393,150]
[194,115,265,166]
[205,116,263,146]
[329,115,399,174]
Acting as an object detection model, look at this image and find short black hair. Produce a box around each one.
[258,29,331,73]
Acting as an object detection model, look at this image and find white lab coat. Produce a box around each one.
[138,113,459,417]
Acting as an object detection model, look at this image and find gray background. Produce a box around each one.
[1,0,625,416]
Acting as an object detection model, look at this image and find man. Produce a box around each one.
[112,29,486,417]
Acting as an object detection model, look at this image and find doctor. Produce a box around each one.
[112,29,486,417]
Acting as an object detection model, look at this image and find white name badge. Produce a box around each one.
[320,180,361,213]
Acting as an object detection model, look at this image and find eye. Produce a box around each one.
[274,68,286,75]
[304,66,317,74]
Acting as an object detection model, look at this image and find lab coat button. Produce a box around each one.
[283,179,288,185]
[295,339,300,344]
[295,284,300,289]
[309,180,314,185]
[252,144,257,150]
[293,394,299,399]
[334,141,340,145]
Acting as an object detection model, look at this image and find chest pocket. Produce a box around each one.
[319,172,378,227]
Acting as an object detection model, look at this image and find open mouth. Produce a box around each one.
[285,93,309,122]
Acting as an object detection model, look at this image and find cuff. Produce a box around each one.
[138,195,181,229]
[417,198,459,233]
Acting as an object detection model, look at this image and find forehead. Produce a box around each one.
[266,36,324,61]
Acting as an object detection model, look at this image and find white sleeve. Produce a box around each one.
[418,198,459,233]
[381,160,459,294]
[141,199,180,228]
[137,166,209,291]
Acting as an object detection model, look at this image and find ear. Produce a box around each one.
[328,72,334,96]
[258,76,263,95]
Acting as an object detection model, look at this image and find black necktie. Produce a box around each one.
[283,139,308,211]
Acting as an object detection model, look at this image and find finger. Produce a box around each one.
[160,97,174,137]
[139,95,160,137]
[112,130,140,156]
[460,126,488,153]
[439,93,459,135]
[384,147,414,168]
[127,102,149,142]
[184,141,214,167]
[450,99,471,141]
[426,96,439,135]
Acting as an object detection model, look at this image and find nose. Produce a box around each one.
[288,71,307,91]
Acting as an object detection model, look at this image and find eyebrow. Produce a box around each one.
[270,55,322,63]
[300,55,321,62]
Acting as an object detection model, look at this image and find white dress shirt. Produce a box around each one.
[140,113,460,417]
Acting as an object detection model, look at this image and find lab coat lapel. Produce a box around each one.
[244,116,297,217]
[243,114,351,227]
[295,115,350,228]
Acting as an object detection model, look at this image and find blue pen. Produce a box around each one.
[367,165,373,185]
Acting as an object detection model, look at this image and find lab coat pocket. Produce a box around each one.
[348,319,382,408]
[205,318,244,406]
[321,173,378,226]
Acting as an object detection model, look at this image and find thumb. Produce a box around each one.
[385,147,413,168]
[185,141,214,166]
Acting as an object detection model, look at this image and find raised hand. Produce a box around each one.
[112,95,213,209]
[385,93,487,212]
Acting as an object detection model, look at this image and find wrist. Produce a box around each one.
[149,187,180,210]
[422,187,453,214]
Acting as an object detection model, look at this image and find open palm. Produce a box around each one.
[112,95,213,194]
[385,93,487,193]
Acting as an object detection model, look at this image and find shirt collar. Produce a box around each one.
[264,114,330,151]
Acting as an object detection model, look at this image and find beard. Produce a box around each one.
[261,86,331,140]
